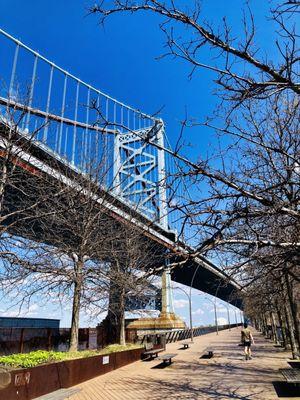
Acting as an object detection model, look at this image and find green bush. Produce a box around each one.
[0,350,66,368]
[0,344,141,368]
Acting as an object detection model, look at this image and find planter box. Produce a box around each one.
[0,348,143,400]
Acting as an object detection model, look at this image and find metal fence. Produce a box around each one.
[138,323,242,347]
[164,323,242,343]
[0,327,97,355]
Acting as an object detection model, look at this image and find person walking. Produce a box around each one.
[241,322,254,360]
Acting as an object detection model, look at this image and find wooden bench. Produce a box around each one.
[280,368,300,384]
[181,342,191,349]
[288,361,300,369]
[199,347,214,359]
[158,353,177,365]
[143,348,164,360]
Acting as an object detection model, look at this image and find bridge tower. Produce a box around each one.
[113,119,169,229]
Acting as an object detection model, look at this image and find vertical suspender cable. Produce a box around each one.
[105,97,109,187]
[43,64,53,143]
[113,101,120,192]
[9,43,19,98]
[26,54,38,132]
[58,73,67,153]
[95,94,100,174]
[72,80,79,166]
[64,127,68,156]
[85,87,90,169]
[121,105,123,132]
[127,108,130,132]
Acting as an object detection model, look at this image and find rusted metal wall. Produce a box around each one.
[0,328,98,355]
[0,348,143,400]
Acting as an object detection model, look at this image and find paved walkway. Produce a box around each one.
[67,327,299,400]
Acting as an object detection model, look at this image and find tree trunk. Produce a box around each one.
[119,288,126,346]
[262,314,269,337]
[260,316,266,333]
[69,260,83,352]
[259,314,265,333]
[285,273,300,351]
[101,262,125,345]
[276,308,288,349]
[0,162,8,215]
[271,312,279,344]
[284,301,299,359]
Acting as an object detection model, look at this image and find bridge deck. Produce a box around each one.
[67,328,296,400]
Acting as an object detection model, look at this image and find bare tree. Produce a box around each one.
[0,99,111,350]
[0,91,53,236]
[89,4,300,354]
[91,0,300,103]
[90,1,300,248]
[242,263,300,358]
[0,145,164,350]
[100,222,164,345]
[0,152,114,351]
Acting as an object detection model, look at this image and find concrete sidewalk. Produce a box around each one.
[67,327,299,400]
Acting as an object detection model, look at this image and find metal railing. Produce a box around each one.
[0,28,177,228]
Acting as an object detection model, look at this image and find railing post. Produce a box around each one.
[58,73,67,154]
[84,87,90,169]
[113,102,121,194]
[157,121,168,229]
[25,54,38,132]
[43,64,54,143]
[9,43,19,99]
[72,81,79,166]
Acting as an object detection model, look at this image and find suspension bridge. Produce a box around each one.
[0,28,242,307]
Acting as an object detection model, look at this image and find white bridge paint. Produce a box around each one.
[0,27,242,303]
[0,121,241,291]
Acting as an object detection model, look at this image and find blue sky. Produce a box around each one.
[0,0,276,154]
[0,0,276,327]
[1,282,243,328]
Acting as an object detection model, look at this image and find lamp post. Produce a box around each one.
[203,296,219,335]
[233,307,238,327]
[174,286,193,342]
[223,303,231,331]
[188,264,201,343]
[214,301,219,335]
[240,310,244,324]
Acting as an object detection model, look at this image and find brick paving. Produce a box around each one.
[65,327,299,400]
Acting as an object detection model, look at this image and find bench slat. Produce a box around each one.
[143,348,164,356]
[156,353,178,365]
[280,368,300,383]
[159,353,177,359]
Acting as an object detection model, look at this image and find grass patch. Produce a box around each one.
[0,343,142,368]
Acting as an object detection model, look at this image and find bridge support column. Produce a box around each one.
[100,262,126,346]
[160,266,174,316]
[157,266,186,329]
[126,265,185,333]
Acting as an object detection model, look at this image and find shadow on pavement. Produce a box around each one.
[200,354,213,359]
[288,361,300,369]
[129,376,266,399]
[273,381,300,398]
[151,362,172,369]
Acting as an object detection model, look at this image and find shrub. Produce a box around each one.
[0,344,141,368]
